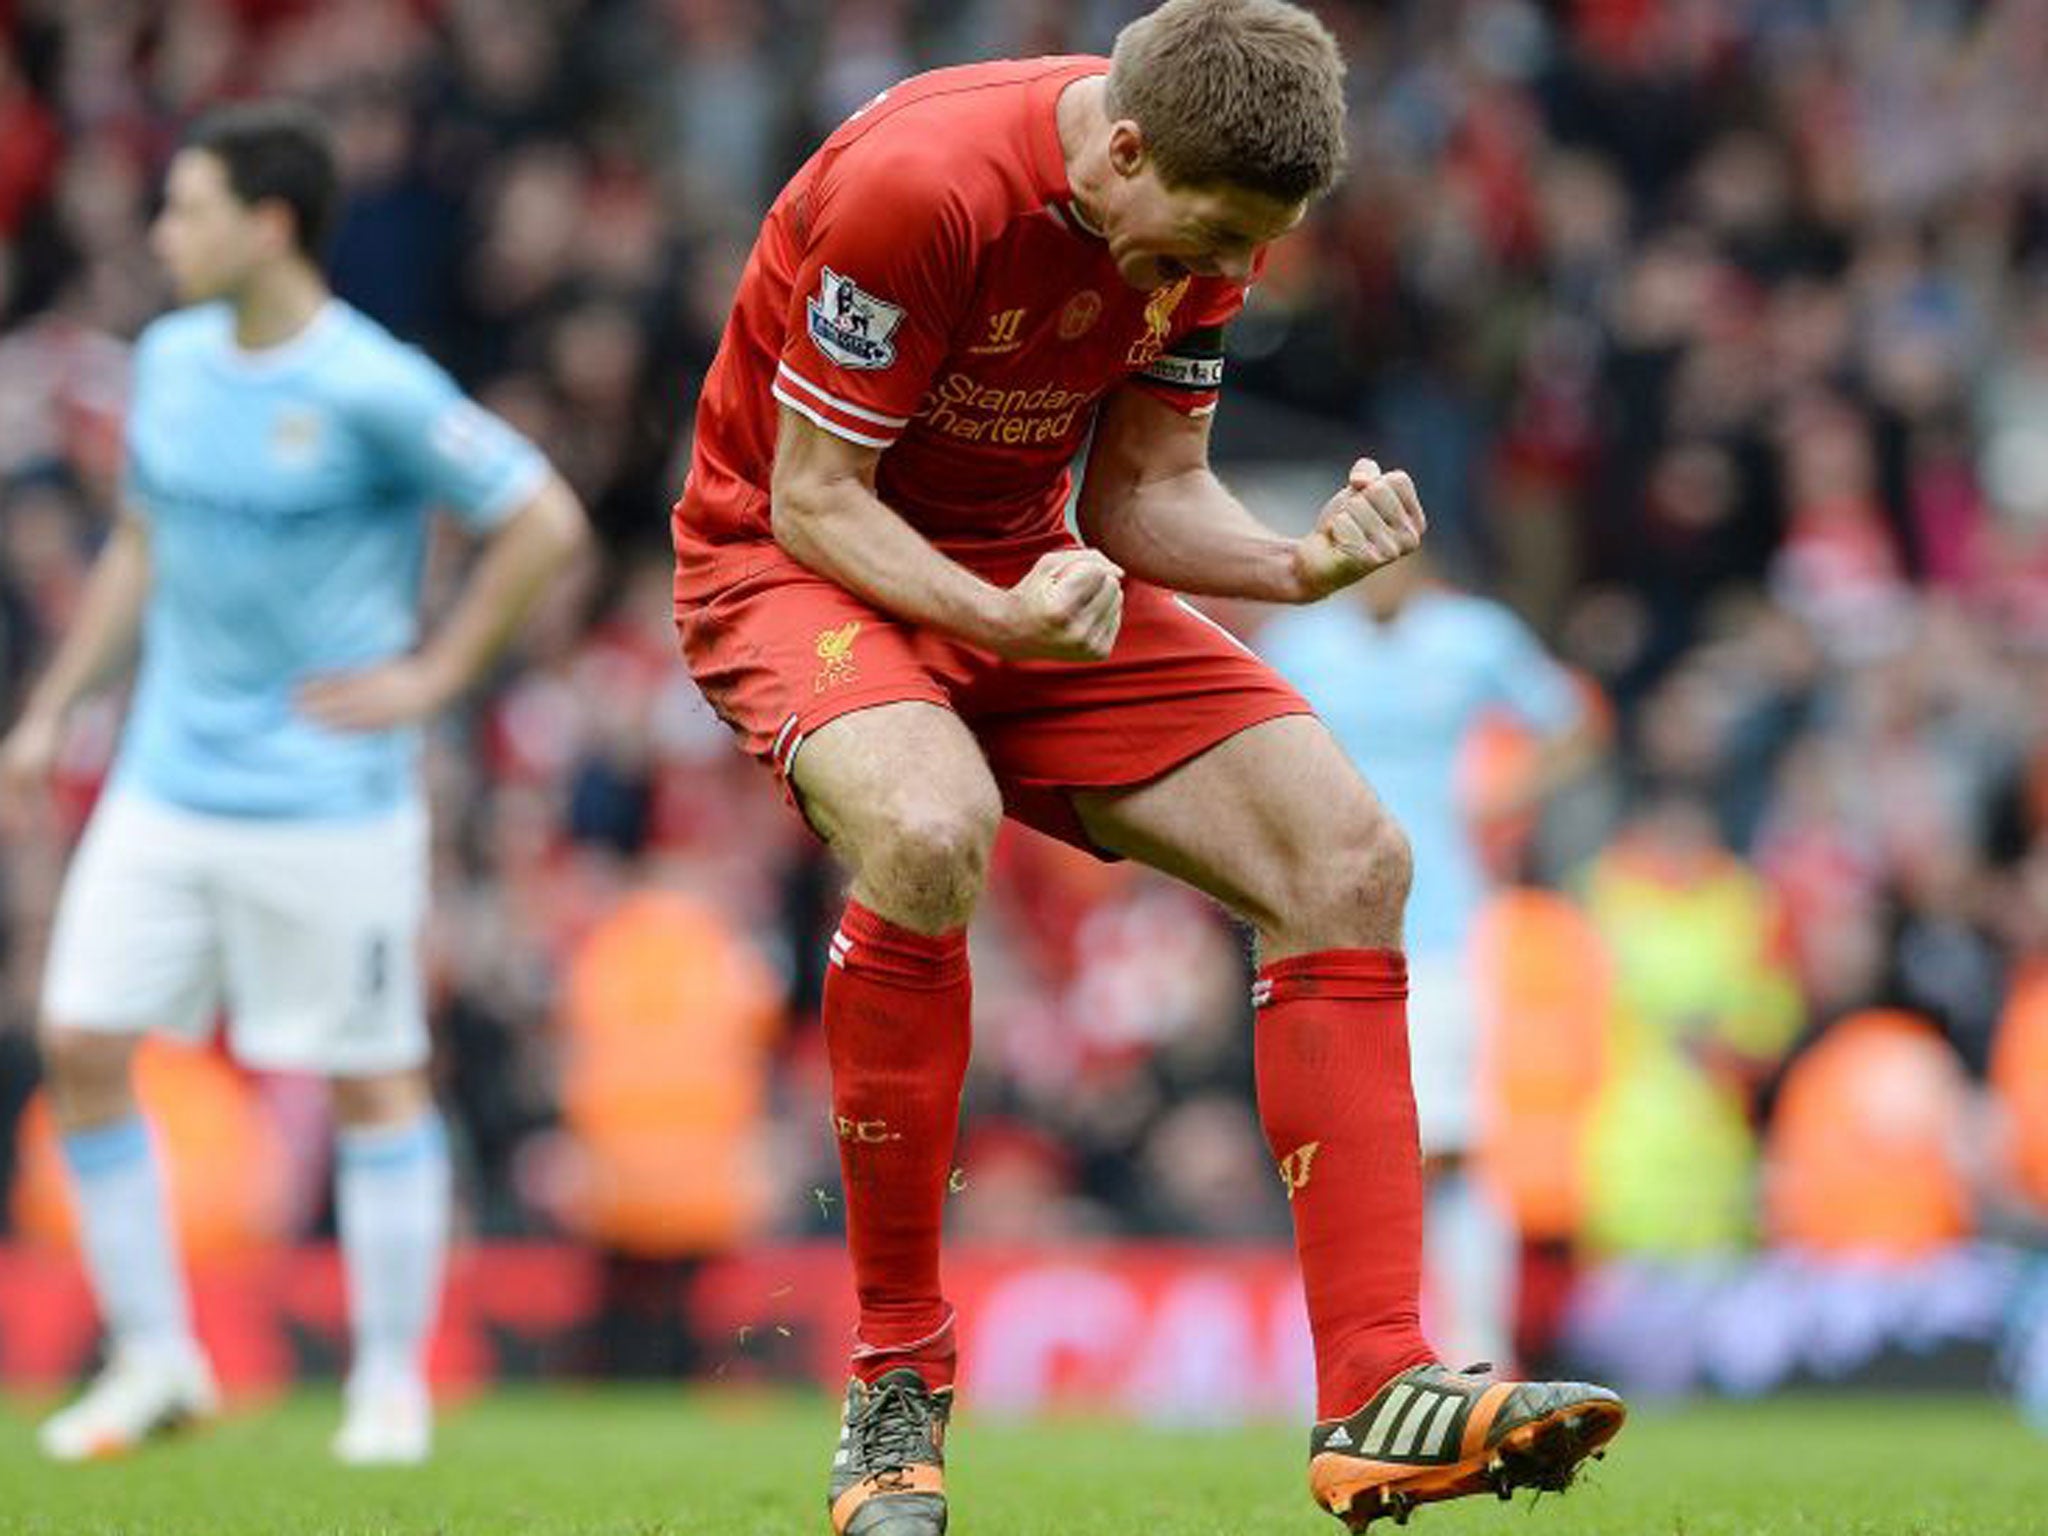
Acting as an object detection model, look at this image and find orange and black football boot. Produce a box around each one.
[827,1368,951,1535]
[1308,1362,1625,1530]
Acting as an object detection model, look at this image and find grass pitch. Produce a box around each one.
[2,1388,2042,1535]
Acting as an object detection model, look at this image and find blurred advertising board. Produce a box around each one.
[1,1243,2040,1421]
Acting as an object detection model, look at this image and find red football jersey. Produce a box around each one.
[673,56,1255,588]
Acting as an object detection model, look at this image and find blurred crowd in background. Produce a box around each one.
[2,0,2047,1330]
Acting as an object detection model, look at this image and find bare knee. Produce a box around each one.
[331,1068,432,1131]
[853,789,1002,935]
[1271,806,1412,954]
[1353,811,1413,921]
[37,1024,140,1131]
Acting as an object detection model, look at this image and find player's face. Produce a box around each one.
[1103,162,1305,291]
[150,150,270,304]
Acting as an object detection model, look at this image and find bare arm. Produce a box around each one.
[770,405,1123,661]
[413,473,590,696]
[0,510,151,800]
[19,509,152,722]
[1489,699,1607,822]
[1076,386,1426,603]
[1,509,150,804]
[299,472,592,731]
[1533,708,1605,795]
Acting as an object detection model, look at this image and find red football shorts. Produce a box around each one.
[675,543,1310,854]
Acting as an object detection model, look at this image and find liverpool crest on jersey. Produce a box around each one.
[1126,276,1192,367]
[807,269,905,370]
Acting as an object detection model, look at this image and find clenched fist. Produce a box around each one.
[991,548,1125,662]
[1292,459,1427,600]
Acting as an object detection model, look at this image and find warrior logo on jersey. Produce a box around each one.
[807,268,905,370]
[970,306,1029,356]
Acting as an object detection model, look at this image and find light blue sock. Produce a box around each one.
[1425,1168,1518,1372]
[337,1113,450,1393]
[60,1116,198,1361]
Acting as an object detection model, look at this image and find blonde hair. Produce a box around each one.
[1106,0,1347,203]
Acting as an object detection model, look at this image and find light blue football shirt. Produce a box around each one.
[114,300,546,819]
[1258,589,1582,955]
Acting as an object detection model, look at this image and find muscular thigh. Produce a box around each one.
[1071,714,1406,957]
[790,701,1004,930]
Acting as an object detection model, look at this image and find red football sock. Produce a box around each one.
[824,898,971,1389]
[1254,948,1435,1420]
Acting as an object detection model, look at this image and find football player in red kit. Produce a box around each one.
[672,2,1624,1530]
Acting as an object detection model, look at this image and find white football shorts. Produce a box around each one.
[41,790,429,1075]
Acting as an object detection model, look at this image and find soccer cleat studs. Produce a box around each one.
[1307,1362,1626,1530]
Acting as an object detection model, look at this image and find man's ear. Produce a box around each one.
[1106,119,1148,179]
[254,198,300,260]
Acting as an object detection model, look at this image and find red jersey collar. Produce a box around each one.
[1027,56,1110,218]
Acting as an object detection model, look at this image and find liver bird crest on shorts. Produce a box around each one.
[813,620,863,691]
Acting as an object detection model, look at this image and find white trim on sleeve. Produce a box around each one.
[770,384,898,450]
[775,363,911,427]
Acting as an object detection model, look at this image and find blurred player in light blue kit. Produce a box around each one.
[1259,549,1597,1373]
[0,104,588,1465]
